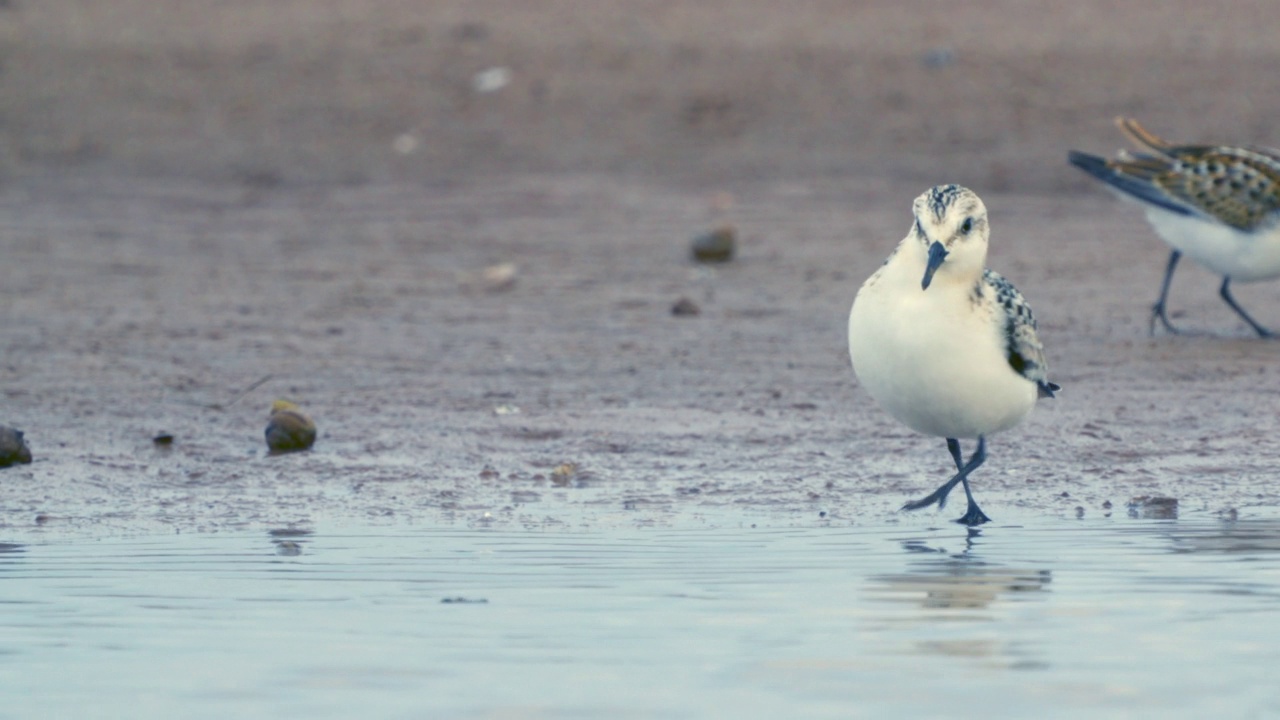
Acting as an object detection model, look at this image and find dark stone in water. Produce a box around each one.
[1127,496,1178,520]
[0,426,32,467]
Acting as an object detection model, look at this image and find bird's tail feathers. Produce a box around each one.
[1115,117,1174,156]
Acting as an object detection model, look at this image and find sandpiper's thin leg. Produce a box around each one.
[1219,277,1275,338]
[1150,250,1184,336]
[946,438,964,472]
[902,437,988,523]
[954,438,991,526]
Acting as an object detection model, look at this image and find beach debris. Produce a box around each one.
[472,67,511,93]
[177,374,273,411]
[691,225,736,263]
[265,400,317,454]
[0,426,32,467]
[481,262,518,291]
[671,297,700,316]
[462,263,519,293]
[1127,495,1178,520]
[550,462,578,486]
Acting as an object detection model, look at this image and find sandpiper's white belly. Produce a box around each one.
[1146,209,1280,282]
[849,285,1037,440]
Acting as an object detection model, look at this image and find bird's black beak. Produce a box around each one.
[922,241,948,290]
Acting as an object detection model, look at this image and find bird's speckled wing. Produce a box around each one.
[1076,118,1280,231]
[982,269,1059,397]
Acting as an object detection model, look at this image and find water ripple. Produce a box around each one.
[2,516,1279,719]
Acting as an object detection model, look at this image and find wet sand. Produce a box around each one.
[1,1,1279,534]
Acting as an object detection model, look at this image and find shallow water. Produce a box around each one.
[3,514,1280,719]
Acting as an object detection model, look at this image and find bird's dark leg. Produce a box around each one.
[1219,278,1275,338]
[1150,250,1184,336]
[901,438,967,511]
[902,437,991,526]
[946,438,964,472]
[954,438,991,526]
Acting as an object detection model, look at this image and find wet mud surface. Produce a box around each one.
[2,173,1279,536]
[2,1,1280,536]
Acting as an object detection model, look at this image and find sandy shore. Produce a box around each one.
[2,1,1279,535]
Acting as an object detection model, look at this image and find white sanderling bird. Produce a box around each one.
[1070,117,1280,337]
[848,185,1059,526]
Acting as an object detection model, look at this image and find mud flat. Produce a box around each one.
[1,1,1279,534]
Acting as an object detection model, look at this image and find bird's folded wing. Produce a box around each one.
[984,269,1056,393]
[1098,118,1280,231]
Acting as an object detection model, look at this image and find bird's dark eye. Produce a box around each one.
[959,218,973,235]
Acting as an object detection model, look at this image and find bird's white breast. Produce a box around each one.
[1145,208,1280,282]
[848,260,1037,440]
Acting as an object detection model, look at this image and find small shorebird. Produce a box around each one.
[1069,117,1280,337]
[848,185,1059,526]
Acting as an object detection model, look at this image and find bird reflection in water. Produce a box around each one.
[864,530,1052,668]
[871,530,1051,610]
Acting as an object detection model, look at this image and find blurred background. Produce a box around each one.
[4,0,1280,190]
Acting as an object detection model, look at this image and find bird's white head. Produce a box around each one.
[910,185,989,290]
